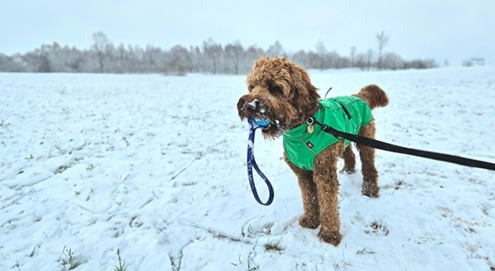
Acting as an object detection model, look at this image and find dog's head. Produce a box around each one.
[237,56,320,139]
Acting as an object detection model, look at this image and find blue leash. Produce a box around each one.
[247,118,275,206]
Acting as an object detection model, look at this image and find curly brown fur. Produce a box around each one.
[237,57,388,246]
[237,56,320,138]
[354,84,389,110]
[313,142,345,245]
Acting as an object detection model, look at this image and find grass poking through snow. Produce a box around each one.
[264,239,282,252]
[114,249,128,271]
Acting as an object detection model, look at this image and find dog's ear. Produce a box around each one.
[286,62,320,112]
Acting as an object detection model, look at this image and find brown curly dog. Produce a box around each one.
[237,56,389,246]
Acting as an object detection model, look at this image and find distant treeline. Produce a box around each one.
[0,32,438,75]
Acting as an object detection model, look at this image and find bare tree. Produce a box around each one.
[167,45,189,75]
[381,52,404,70]
[290,49,309,68]
[366,49,374,71]
[266,41,284,58]
[189,46,202,73]
[225,40,244,75]
[92,32,111,73]
[0,53,25,72]
[354,53,367,70]
[327,51,340,69]
[350,46,357,69]
[145,45,155,72]
[115,43,126,72]
[376,31,389,70]
[244,45,265,72]
[37,45,51,72]
[202,38,222,74]
[316,40,327,70]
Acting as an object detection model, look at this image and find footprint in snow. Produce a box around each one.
[364,221,390,236]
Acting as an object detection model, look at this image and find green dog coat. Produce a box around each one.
[283,96,372,171]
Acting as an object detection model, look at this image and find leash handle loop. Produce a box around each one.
[247,118,275,206]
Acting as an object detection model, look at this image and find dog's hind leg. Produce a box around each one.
[356,121,380,198]
[340,145,356,174]
[314,143,343,246]
[283,152,320,229]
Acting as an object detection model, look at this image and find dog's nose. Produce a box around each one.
[243,102,255,114]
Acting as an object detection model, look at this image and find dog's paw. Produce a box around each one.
[339,168,356,174]
[299,215,320,229]
[362,181,380,198]
[318,229,342,246]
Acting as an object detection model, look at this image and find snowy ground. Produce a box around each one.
[1,66,495,271]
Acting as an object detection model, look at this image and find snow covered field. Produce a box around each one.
[1,66,495,271]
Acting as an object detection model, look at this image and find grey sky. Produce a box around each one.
[1,0,494,65]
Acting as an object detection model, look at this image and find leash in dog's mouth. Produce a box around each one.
[246,117,275,206]
[252,118,274,133]
[252,118,270,127]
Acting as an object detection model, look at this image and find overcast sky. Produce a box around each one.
[1,0,494,65]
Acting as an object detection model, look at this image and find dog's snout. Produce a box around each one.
[243,102,255,114]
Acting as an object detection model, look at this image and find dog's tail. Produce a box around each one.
[354,84,389,110]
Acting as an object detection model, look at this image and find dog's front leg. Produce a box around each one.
[314,144,342,246]
[283,152,320,229]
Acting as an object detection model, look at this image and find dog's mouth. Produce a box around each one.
[248,115,283,137]
[258,118,286,138]
[238,97,287,137]
[260,121,277,134]
[250,115,279,134]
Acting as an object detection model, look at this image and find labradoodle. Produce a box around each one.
[237,56,389,246]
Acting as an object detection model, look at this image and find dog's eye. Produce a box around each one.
[269,86,283,96]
